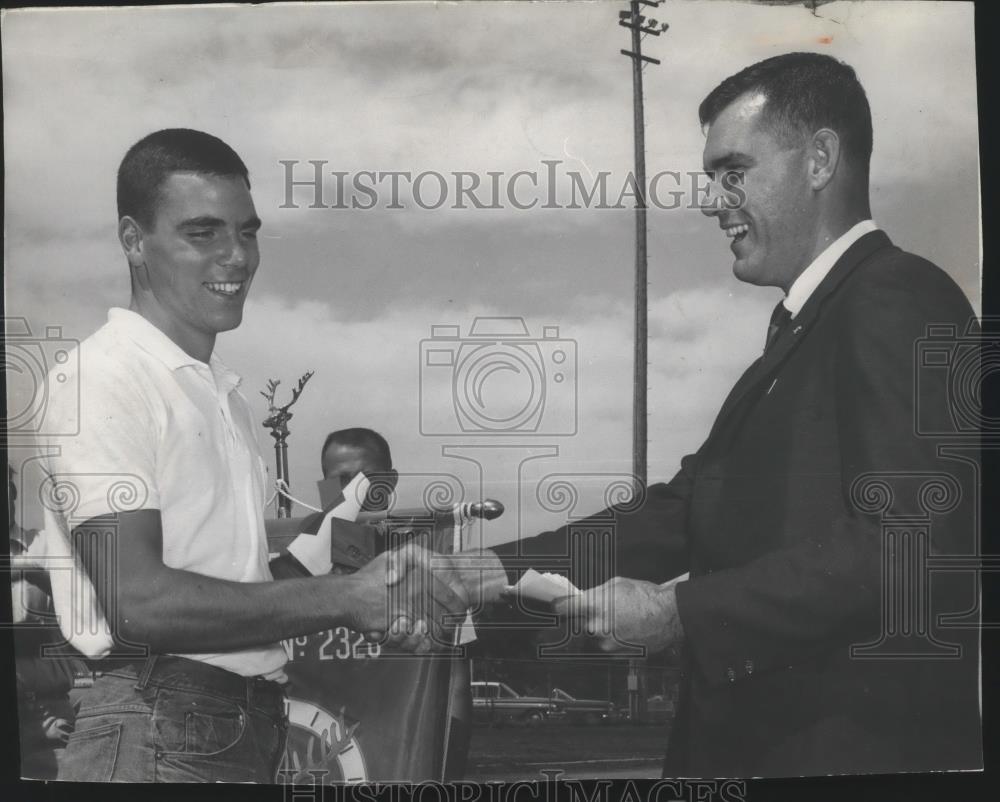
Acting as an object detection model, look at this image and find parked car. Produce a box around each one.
[471,681,561,727]
[547,687,619,725]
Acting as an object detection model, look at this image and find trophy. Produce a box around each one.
[261,372,314,518]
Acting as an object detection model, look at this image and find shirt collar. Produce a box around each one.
[783,219,878,318]
[106,308,242,390]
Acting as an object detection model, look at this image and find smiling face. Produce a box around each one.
[124,172,261,360]
[701,92,815,291]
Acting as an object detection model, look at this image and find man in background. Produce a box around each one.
[271,425,473,782]
[320,426,472,781]
[320,427,398,512]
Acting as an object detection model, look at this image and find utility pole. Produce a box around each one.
[619,1,667,494]
[620,1,668,726]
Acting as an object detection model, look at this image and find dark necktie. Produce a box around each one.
[764,300,792,353]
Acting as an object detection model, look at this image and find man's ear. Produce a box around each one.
[119,216,145,270]
[808,129,841,191]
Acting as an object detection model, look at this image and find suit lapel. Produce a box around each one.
[705,230,894,444]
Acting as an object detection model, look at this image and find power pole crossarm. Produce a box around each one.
[620,49,661,65]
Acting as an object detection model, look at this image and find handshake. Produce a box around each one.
[339,543,688,656]
[342,543,486,654]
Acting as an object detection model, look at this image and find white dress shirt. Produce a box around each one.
[783,219,879,317]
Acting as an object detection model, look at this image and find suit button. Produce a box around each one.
[726,667,736,683]
[744,659,754,676]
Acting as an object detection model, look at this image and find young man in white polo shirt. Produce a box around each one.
[40,129,466,783]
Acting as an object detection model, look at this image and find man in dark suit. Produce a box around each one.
[434,52,982,776]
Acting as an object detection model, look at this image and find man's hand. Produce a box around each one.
[42,715,73,745]
[346,544,470,653]
[553,576,684,655]
[427,548,511,608]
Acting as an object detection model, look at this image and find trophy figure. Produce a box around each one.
[261,372,314,518]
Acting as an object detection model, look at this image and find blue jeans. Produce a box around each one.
[58,656,288,783]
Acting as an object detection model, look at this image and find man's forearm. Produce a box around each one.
[270,543,510,604]
[449,548,510,608]
[489,475,696,590]
[116,568,372,653]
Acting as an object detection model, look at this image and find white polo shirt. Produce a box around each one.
[40,308,286,677]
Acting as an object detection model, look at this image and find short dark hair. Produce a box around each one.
[699,52,873,171]
[321,428,393,472]
[117,128,250,227]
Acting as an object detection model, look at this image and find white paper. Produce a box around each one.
[660,572,689,588]
[506,568,583,604]
[286,472,370,576]
[505,569,688,606]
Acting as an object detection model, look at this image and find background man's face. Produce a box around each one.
[138,172,261,345]
[322,443,396,511]
[701,91,812,290]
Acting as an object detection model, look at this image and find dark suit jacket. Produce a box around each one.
[493,231,982,776]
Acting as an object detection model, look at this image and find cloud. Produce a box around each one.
[4,1,980,539]
[2,1,979,248]
[201,279,771,540]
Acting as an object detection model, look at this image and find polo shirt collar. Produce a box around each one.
[106,308,242,390]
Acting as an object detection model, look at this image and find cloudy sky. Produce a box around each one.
[3,1,979,543]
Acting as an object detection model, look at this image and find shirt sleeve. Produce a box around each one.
[42,350,161,525]
[37,350,161,658]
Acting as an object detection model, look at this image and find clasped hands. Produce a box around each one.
[347,543,472,653]
[345,543,685,655]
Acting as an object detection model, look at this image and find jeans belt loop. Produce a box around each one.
[133,654,159,691]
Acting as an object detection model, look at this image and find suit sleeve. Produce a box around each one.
[491,451,697,589]
[471,453,696,657]
[675,257,976,685]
